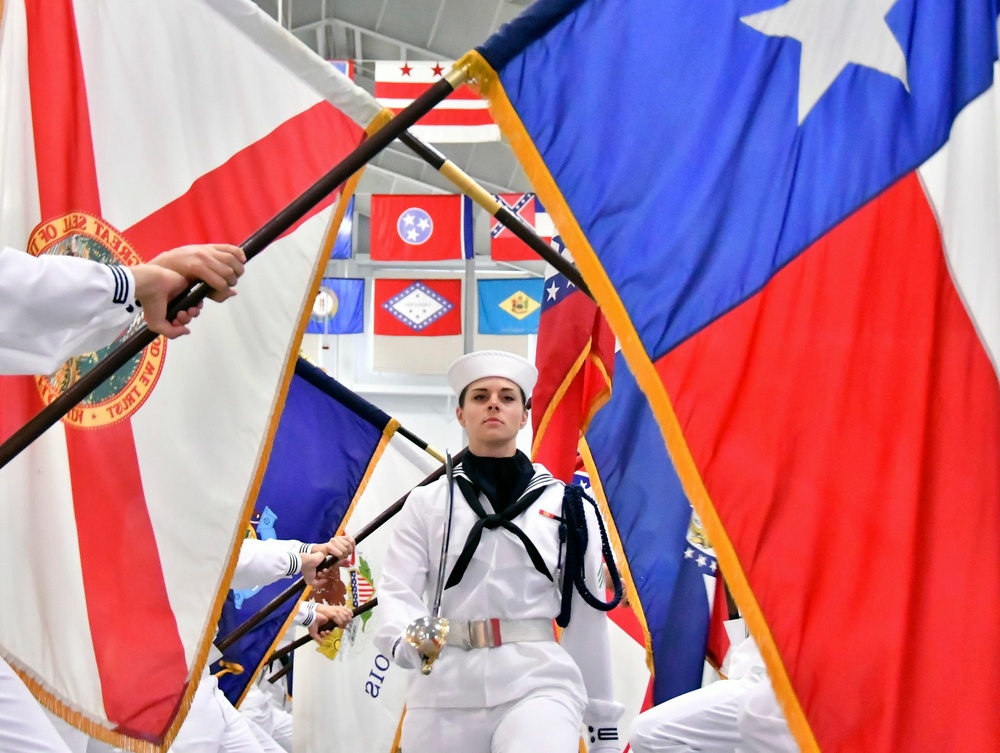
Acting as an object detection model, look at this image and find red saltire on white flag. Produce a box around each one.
[374,60,500,143]
[0,0,380,749]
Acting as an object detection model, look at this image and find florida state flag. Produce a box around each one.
[0,0,374,748]
[373,279,462,336]
[369,194,474,261]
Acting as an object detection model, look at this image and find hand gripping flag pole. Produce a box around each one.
[0,63,473,472]
[216,448,468,654]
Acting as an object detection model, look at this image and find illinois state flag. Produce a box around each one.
[490,193,555,261]
[477,277,543,335]
[0,0,372,748]
[374,60,500,142]
[370,194,474,261]
[475,2,1000,752]
[374,279,462,336]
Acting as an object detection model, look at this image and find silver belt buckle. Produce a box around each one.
[467,619,497,648]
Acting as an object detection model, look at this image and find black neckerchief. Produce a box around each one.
[444,453,555,589]
[461,450,535,513]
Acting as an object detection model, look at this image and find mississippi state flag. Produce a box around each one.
[370,194,473,261]
[478,1,1000,751]
[491,193,555,261]
[374,279,462,336]
[0,0,367,747]
[374,60,500,142]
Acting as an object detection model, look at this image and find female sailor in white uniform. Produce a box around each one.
[375,350,625,753]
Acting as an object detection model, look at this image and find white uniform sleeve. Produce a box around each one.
[294,600,317,627]
[232,538,302,590]
[373,485,434,670]
[0,246,138,375]
[560,499,626,752]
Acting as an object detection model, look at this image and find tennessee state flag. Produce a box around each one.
[490,193,555,261]
[373,278,463,336]
[474,2,1000,751]
[369,194,474,261]
[0,0,374,748]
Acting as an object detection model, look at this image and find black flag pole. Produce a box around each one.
[396,131,594,300]
[267,597,378,664]
[0,65,473,472]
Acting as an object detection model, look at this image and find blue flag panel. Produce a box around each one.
[584,352,711,703]
[477,277,544,335]
[331,195,353,259]
[478,0,996,361]
[213,358,391,705]
[306,277,365,335]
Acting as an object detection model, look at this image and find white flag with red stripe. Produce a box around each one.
[374,60,500,142]
[0,1,376,748]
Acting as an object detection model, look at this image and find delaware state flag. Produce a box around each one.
[369,194,473,261]
[474,1,1000,751]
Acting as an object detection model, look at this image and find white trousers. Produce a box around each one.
[0,659,72,753]
[169,676,275,753]
[401,690,584,753]
[240,685,292,753]
[629,676,761,753]
[735,681,798,753]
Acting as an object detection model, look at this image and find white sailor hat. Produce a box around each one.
[447,350,538,398]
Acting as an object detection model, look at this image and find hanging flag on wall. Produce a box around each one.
[490,193,555,261]
[329,194,354,259]
[329,59,354,79]
[306,278,365,335]
[477,277,543,335]
[374,60,499,142]
[369,194,473,261]
[373,278,462,336]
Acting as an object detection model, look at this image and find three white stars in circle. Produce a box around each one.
[741,0,909,124]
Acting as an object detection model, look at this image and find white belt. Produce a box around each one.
[446,618,555,649]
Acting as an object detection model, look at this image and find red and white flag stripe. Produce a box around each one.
[0,0,370,747]
[374,61,500,142]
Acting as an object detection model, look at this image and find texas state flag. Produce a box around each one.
[475,1,1000,751]
[369,194,474,261]
[490,193,555,261]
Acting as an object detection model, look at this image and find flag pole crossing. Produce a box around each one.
[0,63,473,472]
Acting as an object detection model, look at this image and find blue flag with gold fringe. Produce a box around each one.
[212,358,392,706]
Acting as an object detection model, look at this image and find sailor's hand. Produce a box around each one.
[309,604,353,642]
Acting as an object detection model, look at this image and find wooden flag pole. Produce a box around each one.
[0,64,472,472]
[215,449,467,653]
[396,131,594,300]
[267,597,378,664]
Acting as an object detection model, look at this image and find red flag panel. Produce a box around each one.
[369,194,473,261]
[373,279,462,336]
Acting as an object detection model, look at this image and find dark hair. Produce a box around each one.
[458,384,526,408]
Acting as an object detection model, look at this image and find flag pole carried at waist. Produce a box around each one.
[216,448,468,654]
[0,64,473,472]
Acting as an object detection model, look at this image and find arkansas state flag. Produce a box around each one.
[374,279,463,336]
[370,194,474,261]
[0,0,370,748]
[374,60,500,143]
[476,1,1000,751]
[490,193,556,261]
